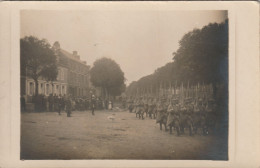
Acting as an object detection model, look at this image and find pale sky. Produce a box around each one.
[21,10,227,85]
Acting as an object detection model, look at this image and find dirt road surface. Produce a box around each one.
[21,110,227,160]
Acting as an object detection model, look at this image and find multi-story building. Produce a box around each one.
[21,41,91,103]
[54,42,91,97]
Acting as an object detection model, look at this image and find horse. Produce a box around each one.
[179,112,193,136]
[192,112,208,136]
[147,105,155,119]
[156,110,168,131]
[144,104,149,117]
[136,106,145,120]
[205,112,217,135]
[128,104,134,113]
[167,112,181,136]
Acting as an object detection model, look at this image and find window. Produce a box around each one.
[61,69,64,80]
[29,82,34,95]
[40,83,44,94]
[56,85,59,95]
[46,84,49,95]
[58,69,61,80]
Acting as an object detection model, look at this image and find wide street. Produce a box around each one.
[21,110,227,160]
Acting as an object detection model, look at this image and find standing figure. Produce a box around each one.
[84,98,89,111]
[143,97,148,117]
[53,95,57,112]
[108,100,112,110]
[61,96,66,111]
[152,98,158,119]
[147,98,154,118]
[58,96,63,115]
[65,96,72,117]
[128,98,134,113]
[104,98,108,110]
[156,100,168,131]
[48,94,54,112]
[91,95,96,115]
[137,98,145,120]
[166,101,175,134]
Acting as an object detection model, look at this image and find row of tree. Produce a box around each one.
[126,20,228,101]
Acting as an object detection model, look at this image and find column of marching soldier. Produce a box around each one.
[126,96,217,136]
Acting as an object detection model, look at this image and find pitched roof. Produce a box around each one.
[59,49,86,65]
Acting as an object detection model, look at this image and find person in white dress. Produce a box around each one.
[108,100,112,110]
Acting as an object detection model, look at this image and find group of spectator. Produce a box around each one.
[20,94,115,113]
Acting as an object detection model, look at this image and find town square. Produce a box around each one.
[20,9,228,160]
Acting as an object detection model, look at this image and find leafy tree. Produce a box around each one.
[90,57,125,98]
[21,36,58,95]
[126,20,228,99]
[173,20,228,97]
[125,81,138,96]
[109,83,126,97]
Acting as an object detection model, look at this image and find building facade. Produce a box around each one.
[21,41,91,103]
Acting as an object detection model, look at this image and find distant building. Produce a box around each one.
[53,42,91,97]
[21,41,91,102]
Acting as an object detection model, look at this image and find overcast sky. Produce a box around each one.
[21,10,227,85]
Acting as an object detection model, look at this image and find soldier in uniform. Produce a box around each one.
[61,95,66,111]
[143,97,148,117]
[128,97,134,113]
[133,98,138,115]
[147,97,154,119]
[48,94,54,112]
[65,95,72,117]
[139,97,145,119]
[156,99,168,131]
[122,97,126,109]
[135,97,141,119]
[152,98,158,119]
[42,95,47,112]
[166,100,179,134]
[57,95,63,115]
[84,98,89,111]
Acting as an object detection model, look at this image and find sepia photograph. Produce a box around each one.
[19,9,229,160]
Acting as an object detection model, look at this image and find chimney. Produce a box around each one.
[73,51,78,56]
[72,51,80,60]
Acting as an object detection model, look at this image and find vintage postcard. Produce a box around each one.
[0,1,259,168]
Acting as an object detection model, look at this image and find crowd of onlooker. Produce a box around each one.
[20,94,117,112]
